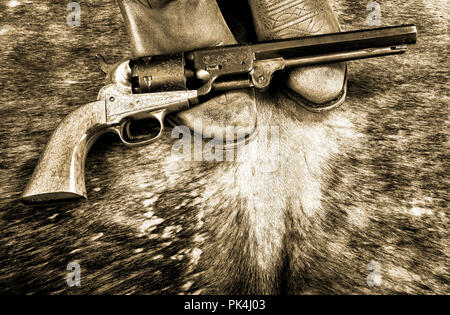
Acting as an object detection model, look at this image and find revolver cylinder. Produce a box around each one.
[130,54,188,93]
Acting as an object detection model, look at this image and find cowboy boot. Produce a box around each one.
[248,0,347,111]
[118,0,257,142]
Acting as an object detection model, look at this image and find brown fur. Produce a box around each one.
[0,0,448,294]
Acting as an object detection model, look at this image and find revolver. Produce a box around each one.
[21,25,417,203]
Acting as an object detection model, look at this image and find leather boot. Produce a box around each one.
[248,0,347,111]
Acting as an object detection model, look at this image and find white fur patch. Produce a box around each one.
[140,217,165,233]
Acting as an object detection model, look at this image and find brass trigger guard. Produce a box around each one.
[111,110,167,147]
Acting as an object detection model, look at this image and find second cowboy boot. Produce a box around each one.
[248,0,347,111]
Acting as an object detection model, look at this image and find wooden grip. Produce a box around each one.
[21,101,107,203]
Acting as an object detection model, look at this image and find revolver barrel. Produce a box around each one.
[283,46,408,68]
[252,25,417,60]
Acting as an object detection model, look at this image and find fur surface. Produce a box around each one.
[0,0,448,294]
